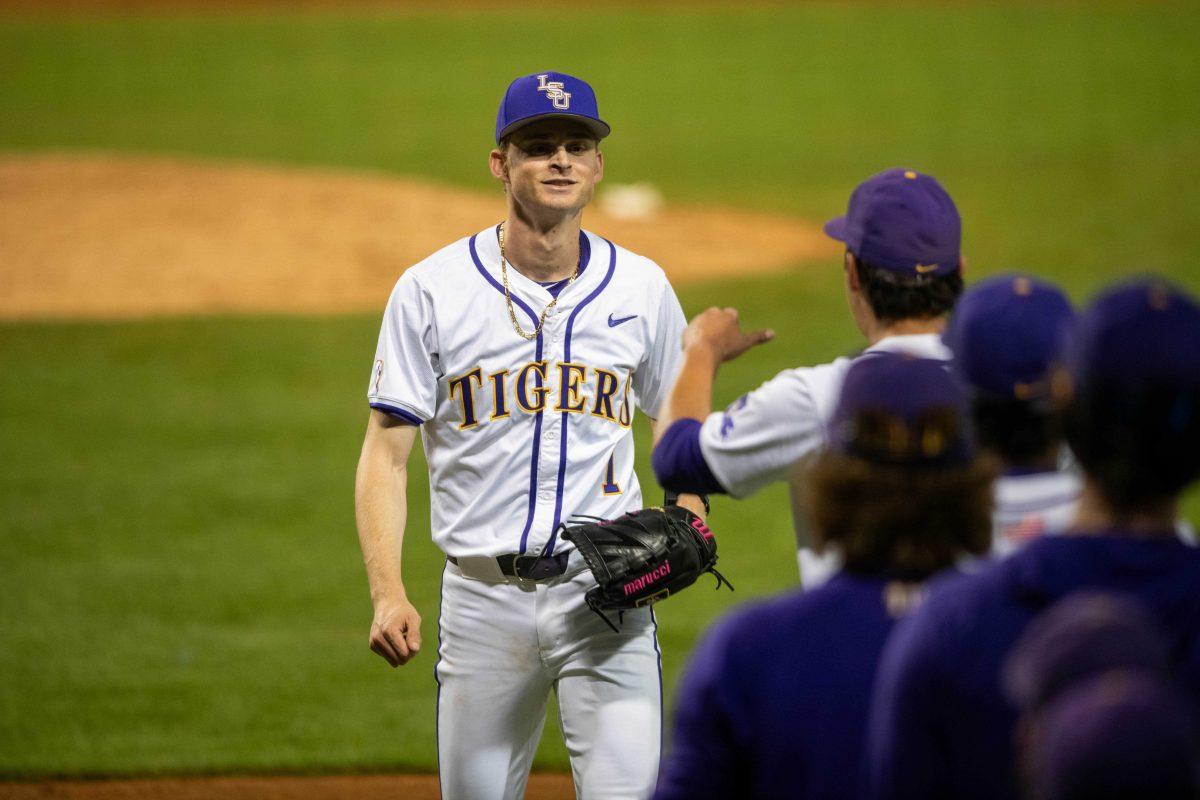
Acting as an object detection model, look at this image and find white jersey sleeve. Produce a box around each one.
[697,363,842,499]
[367,270,440,422]
[696,334,952,500]
[632,269,687,419]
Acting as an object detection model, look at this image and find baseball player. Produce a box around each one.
[941,274,1081,555]
[651,168,965,587]
[866,277,1200,800]
[353,71,700,800]
[654,354,993,800]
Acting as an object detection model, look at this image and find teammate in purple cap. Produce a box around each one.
[654,353,992,800]
[1004,593,1200,800]
[866,277,1200,800]
[1024,672,1200,800]
[355,71,701,798]
[651,167,966,587]
[942,274,1080,555]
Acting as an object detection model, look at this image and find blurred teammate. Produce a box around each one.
[941,274,1079,555]
[654,354,992,800]
[867,277,1200,800]
[651,167,965,587]
[1005,593,1200,800]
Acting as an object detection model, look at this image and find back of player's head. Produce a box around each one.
[824,168,965,323]
[810,353,992,580]
[943,274,1076,466]
[1064,278,1200,513]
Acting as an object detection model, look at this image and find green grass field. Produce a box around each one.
[2,2,1199,777]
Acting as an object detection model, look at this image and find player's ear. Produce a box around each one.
[594,147,604,184]
[844,251,860,291]
[1049,365,1074,409]
[489,147,509,185]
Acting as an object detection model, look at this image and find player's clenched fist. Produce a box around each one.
[369,597,422,668]
[682,307,775,363]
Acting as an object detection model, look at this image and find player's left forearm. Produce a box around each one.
[648,416,708,520]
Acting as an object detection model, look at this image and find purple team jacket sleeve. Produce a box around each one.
[652,418,726,495]
[654,623,745,800]
[866,609,954,800]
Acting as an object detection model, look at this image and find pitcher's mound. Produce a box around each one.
[0,153,836,320]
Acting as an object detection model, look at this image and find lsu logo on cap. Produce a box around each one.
[536,74,571,110]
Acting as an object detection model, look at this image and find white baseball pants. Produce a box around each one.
[435,560,663,799]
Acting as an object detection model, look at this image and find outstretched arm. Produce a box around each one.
[652,308,774,494]
[654,307,774,441]
[355,409,422,667]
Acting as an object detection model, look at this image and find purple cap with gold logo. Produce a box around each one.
[829,352,972,467]
[495,71,611,144]
[824,168,962,277]
[1070,278,1200,390]
[944,273,1076,402]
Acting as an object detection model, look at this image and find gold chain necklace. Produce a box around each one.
[498,222,580,341]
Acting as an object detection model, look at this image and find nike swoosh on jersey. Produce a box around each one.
[608,313,638,327]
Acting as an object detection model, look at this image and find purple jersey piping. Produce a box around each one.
[469,229,543,554]
[433,565,446,783]
[369,402,424,426]
[545,236,615,555]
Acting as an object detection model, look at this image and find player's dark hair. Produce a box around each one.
[854,257,963,324]
[1065,382,1200,514]
[808,452,994,580]
[972,396,1064,469]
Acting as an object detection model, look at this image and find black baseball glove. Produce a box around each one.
[559,506,733,631]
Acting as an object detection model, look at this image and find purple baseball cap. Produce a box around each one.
[1069,277,1200,391]
[943,273,1076,402]
[495,71,611,144]
[824,168,962,278]
[1028,672,1200,800]
[1004,592,1170,713]
[829,352,972,467]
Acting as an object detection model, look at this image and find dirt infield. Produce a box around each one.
[0,773,573,799]
[0,153,834,321]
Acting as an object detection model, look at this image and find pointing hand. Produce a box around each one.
[682,307,775,363]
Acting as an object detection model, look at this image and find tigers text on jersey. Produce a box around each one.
[368,226,686,560]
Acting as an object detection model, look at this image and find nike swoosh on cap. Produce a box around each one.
[608,313,637,327]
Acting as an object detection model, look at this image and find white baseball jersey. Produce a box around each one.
[368,225,687,559]
[696,333,951,588]
[991,468,1197,555]
[368,225,686,799]
[991,469,1083,557]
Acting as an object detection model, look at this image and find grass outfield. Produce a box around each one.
[2,1,1199,777]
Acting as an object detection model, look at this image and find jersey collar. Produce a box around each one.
[474,225,594,302]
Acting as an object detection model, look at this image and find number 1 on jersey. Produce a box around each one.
[602,453,621,495]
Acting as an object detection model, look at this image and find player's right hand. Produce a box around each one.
[369,597,422,667]
[683,307,775,363]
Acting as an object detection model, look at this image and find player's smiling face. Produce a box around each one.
[491,120,604,216]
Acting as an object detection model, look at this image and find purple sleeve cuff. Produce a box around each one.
[652,418,726,495]
[369,402,424,426]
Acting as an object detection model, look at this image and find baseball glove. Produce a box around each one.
[559,506,733,631]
